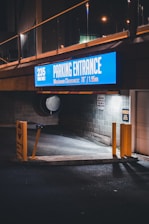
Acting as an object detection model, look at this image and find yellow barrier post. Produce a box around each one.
[120,123,132,158]
[16,120,27,161]
[120,124,126,158]
[112,122,116,156]
[22,121,27,161]
[126,124,132,157]
[32,125,43,159]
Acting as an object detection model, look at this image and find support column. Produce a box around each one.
[36,0,42,55]
[112,122,117,156]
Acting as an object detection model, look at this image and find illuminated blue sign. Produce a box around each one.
[34,52,117,87]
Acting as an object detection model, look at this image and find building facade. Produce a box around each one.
[0,0,149,156]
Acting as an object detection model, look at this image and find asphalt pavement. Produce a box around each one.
[0,158,149,224]
[26,125,139,164]
[0,126,149,224]
[0,125,147,164]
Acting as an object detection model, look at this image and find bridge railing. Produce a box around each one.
[0,0,90,64]
[0,0,149,65]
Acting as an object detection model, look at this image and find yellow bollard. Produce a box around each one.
[112,122,116,156]
[120,124,126,158]
[126,124,132,157]
[120,123,132,158]
[22,121,27,161]
[16,120,27,161]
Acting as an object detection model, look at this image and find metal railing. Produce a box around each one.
[0,0,149,66]
[0,0,90,64]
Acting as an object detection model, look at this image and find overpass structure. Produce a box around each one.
[0,2,149,159]
[0,24,149,92]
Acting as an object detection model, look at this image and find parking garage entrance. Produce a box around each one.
[21,50,132,163]
[27,124,115,164]
[13,88,133,164]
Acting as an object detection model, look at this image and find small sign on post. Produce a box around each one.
[122,109,129,122]
[16,120,27,161]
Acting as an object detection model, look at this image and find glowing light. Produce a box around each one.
[109,95,122,112]
[20,33,27,47]
[126,19,130,24]
[101,16,108,23]
[86,2,89,15]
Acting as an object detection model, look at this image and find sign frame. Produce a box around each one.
[34,51,117,88]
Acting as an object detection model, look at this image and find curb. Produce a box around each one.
[9,156,139,166]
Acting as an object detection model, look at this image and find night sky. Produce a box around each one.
[0,0,149,34]
[0,1,7,31]
[65,0,149,23]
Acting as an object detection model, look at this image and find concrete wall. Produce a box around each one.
[132,90,149,156]
[0,92,59,126]
[60,92,130,146]
[0,91,130,147]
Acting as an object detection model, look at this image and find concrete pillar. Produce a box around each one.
[36,0,42,55]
